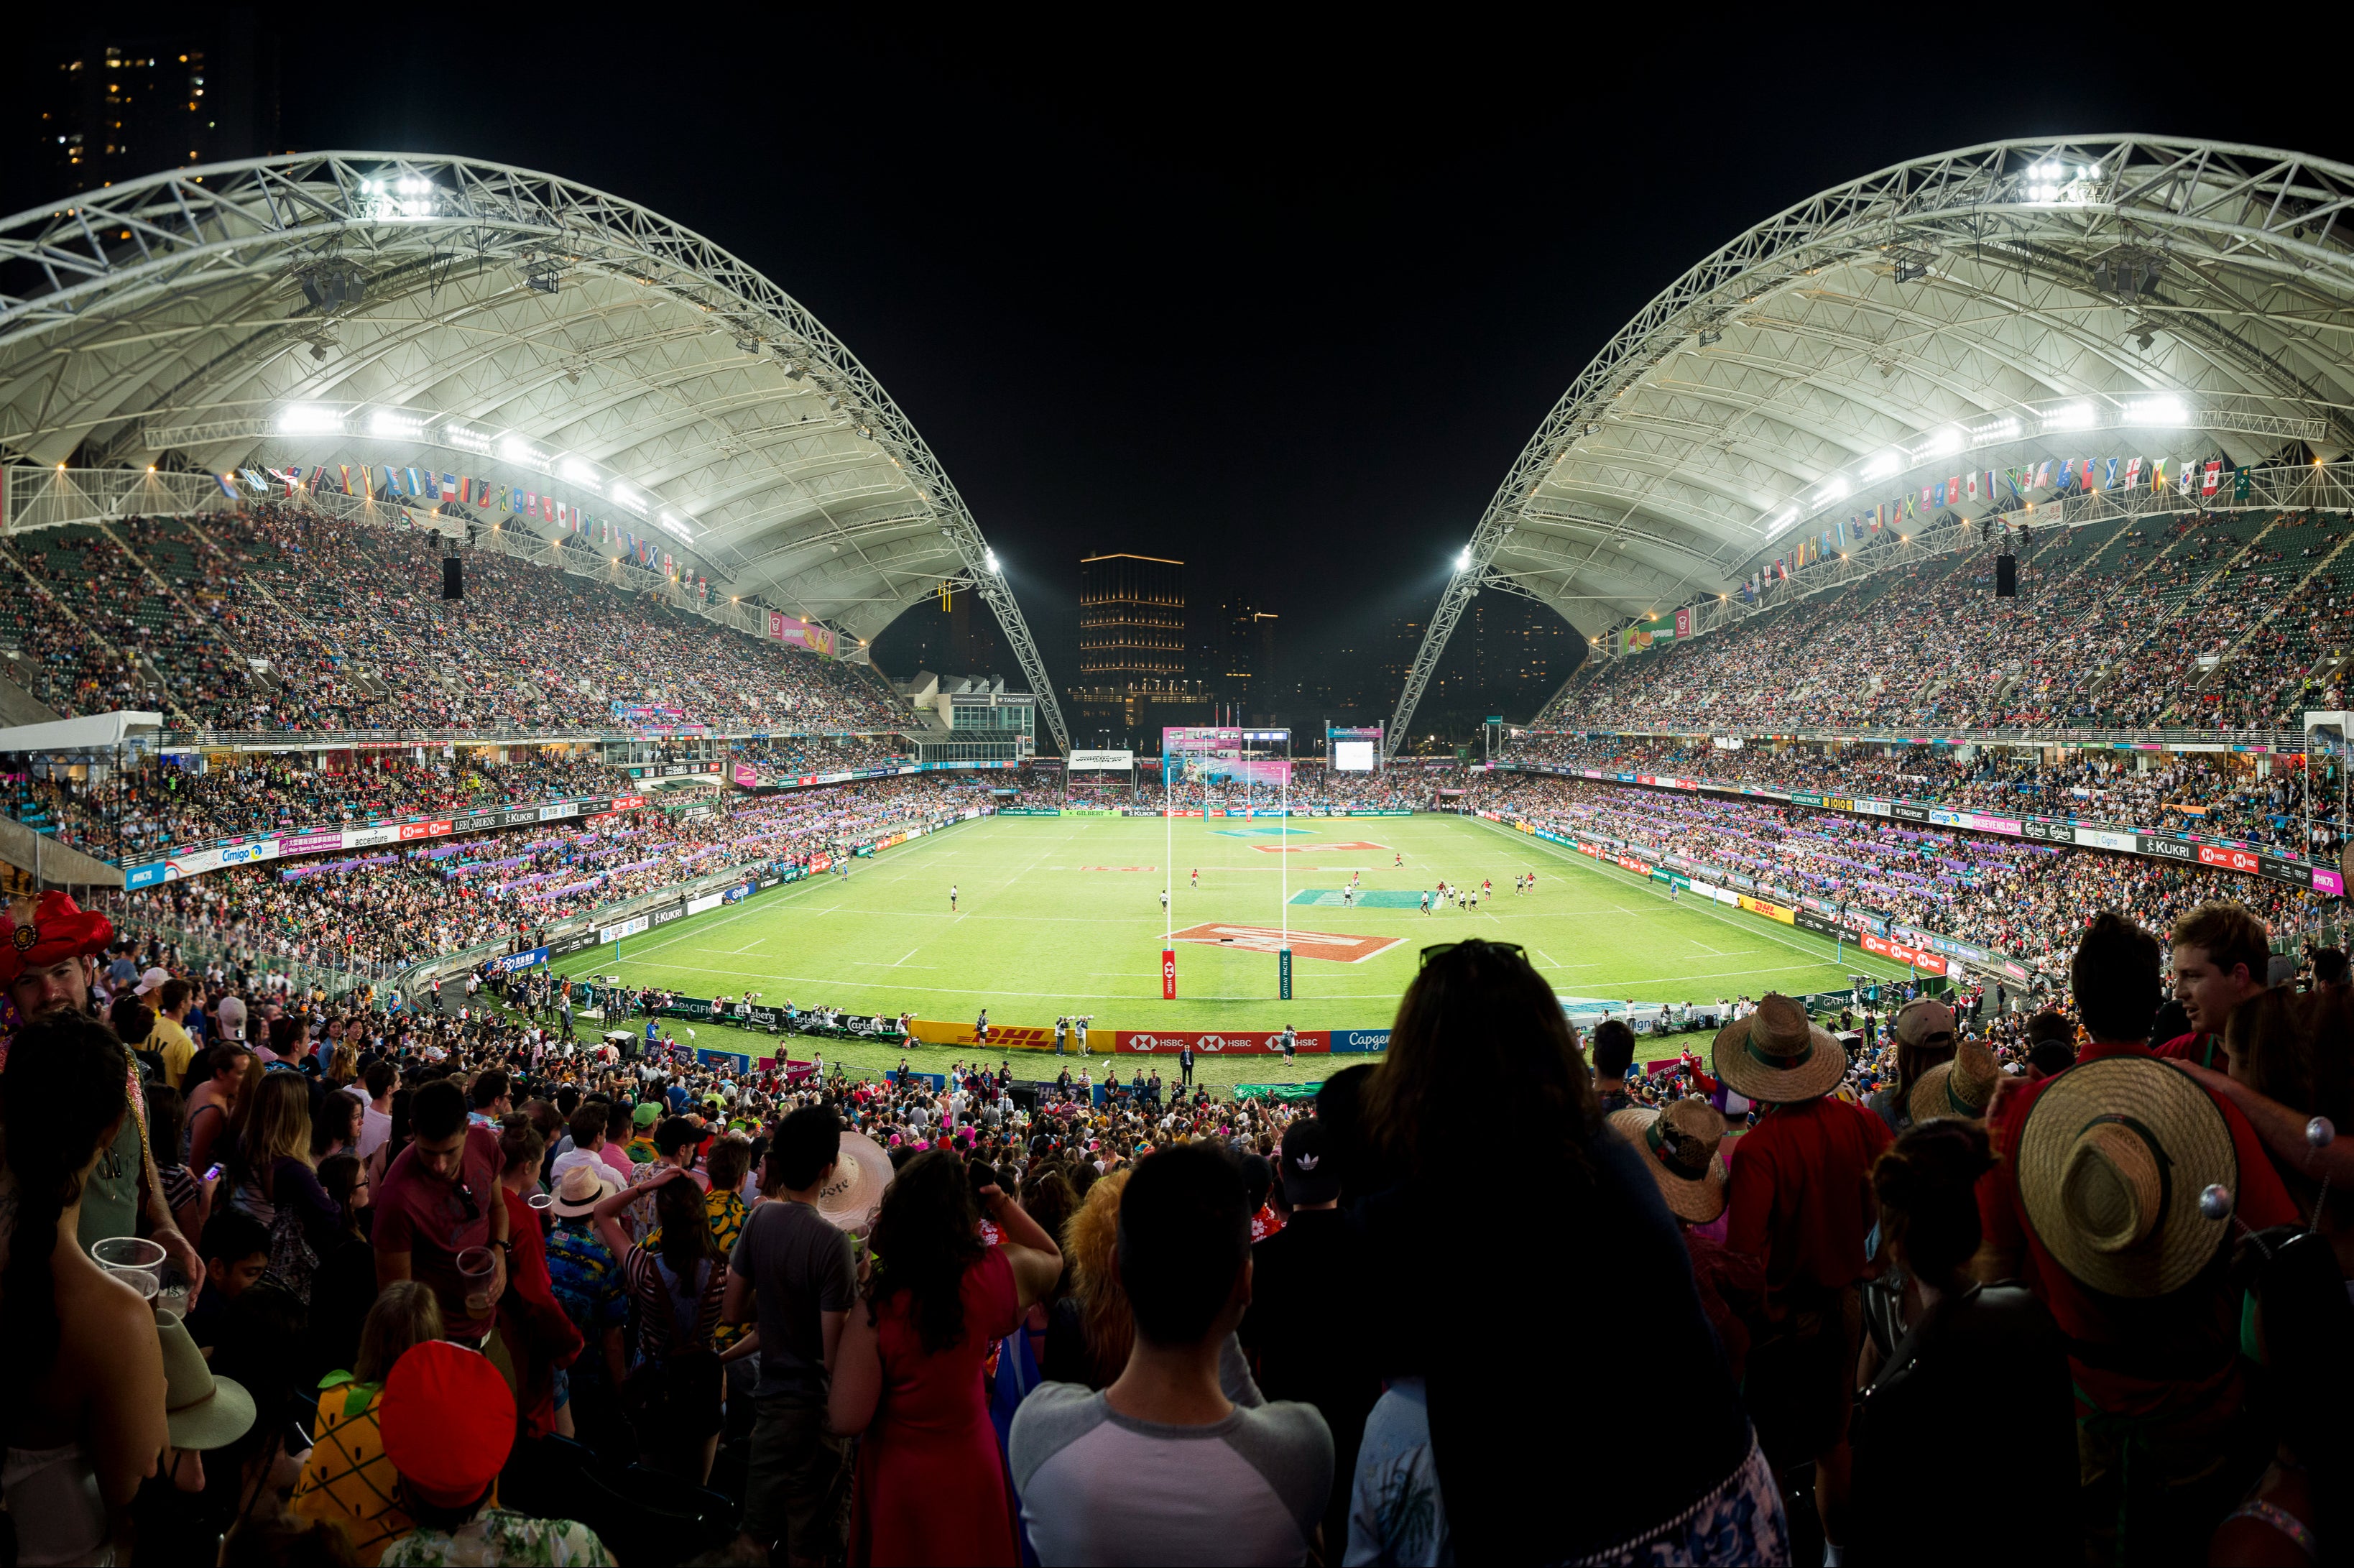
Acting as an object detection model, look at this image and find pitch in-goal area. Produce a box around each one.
[548,812,1914,1086]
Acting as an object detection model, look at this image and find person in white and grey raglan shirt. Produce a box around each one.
[1009,1143,1331,1567]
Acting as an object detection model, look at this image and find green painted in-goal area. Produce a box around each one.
[545,813,1916,1082]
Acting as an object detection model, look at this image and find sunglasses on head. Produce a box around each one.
[1419,939,1528,968]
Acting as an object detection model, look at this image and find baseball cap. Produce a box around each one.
[1279,1119,1341,1207]
[379,1341,514,1508]
[632,1102,661,1129]
[134,966,171,997]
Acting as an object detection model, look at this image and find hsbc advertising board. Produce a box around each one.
[1859,931,1949,976]
[2195,843,2262,875]
[1114,1030,1331,1055]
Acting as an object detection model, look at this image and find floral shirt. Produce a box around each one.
[379,1510,612,1566]
[543,1222,627,1382]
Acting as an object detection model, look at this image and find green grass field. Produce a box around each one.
[545,813,1913,1089]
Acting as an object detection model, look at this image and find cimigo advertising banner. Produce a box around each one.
[1068,750,1135,771]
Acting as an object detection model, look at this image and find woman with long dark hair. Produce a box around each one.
[1357,939,1781,1565]
[829,1148,1061,1567]
[591,1166,727,1482]
[0,1014,169,1565]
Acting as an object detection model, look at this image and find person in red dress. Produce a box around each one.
[828,1150,1061,1567]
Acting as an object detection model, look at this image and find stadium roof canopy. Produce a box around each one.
[0,152,1071,750]
[1392,137,2354,750]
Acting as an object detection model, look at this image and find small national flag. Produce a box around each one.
[2103,457,2118,489]
[1944,476,1960,504]
[215,473,239,498]
[1965,472,1979,500]
[2202,459,2222,497]
[527,492,539,518]
[440,473,456,502]
[2125,456,2142,487]
[2150,458,2167,492]
[406,466,423,497]
[338,464,352,495]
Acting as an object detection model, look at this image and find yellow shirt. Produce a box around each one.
[154,1016,197,1089]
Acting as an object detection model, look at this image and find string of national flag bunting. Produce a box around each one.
[1620,450,2241,655]
[215,460,714,601]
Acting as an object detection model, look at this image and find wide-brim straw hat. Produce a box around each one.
[816,1131,894,1232]
[549,1164,616,1219]
[1908,1038,2000,1125]
[1712,994,1845,1103]
[2017,1056,2235,1299]
[1607,1097,1728,1223]
[159,1309,256,1451]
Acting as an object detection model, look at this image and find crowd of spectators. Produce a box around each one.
[121,773,992,976]
[0,504,908,735]
[7,860,2354,1564]
[1500,732,2347,856]
[1475,770,2327,975]
[1543,509,2354,737]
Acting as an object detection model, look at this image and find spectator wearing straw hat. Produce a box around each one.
[1716,992,1891,1548]
[1978,911,2300,1564]
[376,1339,612,1565]
[1610,1096,1763,1380]
[1905,1036,1998,1127]
[1865,1000,1957,1136]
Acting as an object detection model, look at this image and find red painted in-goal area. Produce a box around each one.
[1254,841,1386,854]
[1166,922,1405,964]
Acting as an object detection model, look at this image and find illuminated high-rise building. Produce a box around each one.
[1078,553,1185,684]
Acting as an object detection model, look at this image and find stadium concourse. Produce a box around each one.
[1,139,2353,1568]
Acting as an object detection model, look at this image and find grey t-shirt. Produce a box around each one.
[1009,1382,1333,1566]
[728,1198,855,1401]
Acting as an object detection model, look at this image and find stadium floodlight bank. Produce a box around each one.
[1391,137,2354,753]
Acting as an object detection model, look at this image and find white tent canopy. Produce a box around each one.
[0,711,163,752]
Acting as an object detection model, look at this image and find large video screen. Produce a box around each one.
[1332,739,1375,772]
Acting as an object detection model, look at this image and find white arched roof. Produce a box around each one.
[1392,136,2354,747]
[0,152,1070,750]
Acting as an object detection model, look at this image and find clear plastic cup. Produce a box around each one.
[457,1245,495,1315]
[91,1235,165,1300]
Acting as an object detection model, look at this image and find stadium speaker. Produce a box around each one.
[1995,553,2017,597]
[443,555,463,600]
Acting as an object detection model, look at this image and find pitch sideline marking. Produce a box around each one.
[1462,815,1913,984]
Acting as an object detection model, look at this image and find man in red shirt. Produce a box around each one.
[2154,900,2269,1067]
[1718,992,1890,1547]
[1980,911,2296,1564]
[376,1078,510,1345]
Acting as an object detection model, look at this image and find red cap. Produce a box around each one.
[379,1341,514,1507]
[0,891,113,988]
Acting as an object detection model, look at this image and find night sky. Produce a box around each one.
[17,17,2354,729]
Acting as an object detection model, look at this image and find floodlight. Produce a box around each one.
[369,408,423,437]
[2126,396,2188,426]
[1815,476,1849,504]
[984,550,1001,573]
[1919,428,1962,458]
[2042,402,2096,431]
[1860,451,1900,481]
[1456,548,1472,571]
[277,403,343,434]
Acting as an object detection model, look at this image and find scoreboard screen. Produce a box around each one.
[1332,739,1376,772]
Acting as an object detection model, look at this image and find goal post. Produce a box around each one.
[1160,726,1293,1000]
